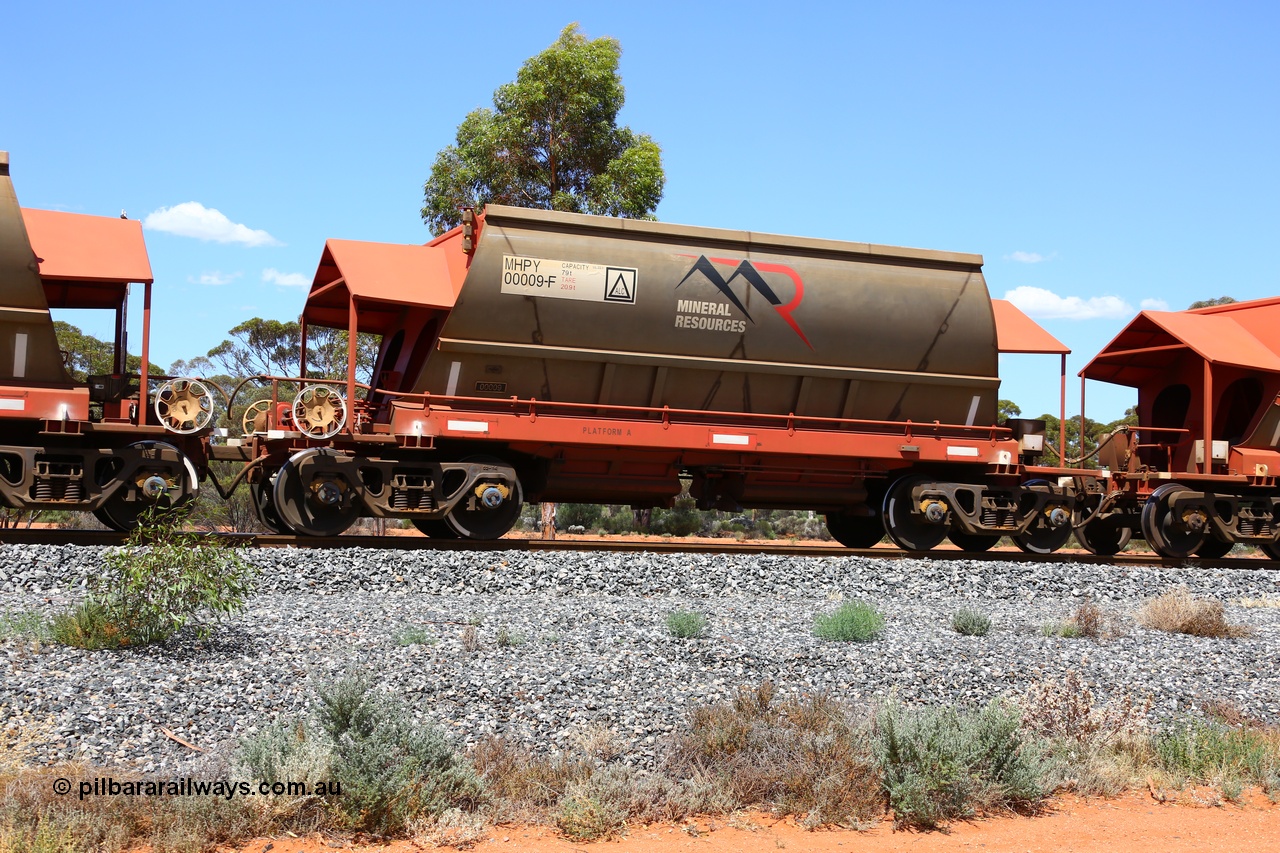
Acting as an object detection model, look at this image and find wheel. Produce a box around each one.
[825,512,885,548]
[93,508,127,532]
[1075,521,1132,556]
[292,385,347,439]
[242,399,273,436]
[411,519,460,539]
[1195,535,1234,559]
[1013,480,1074,555]
[253,477,288,534]
[947,531,1001,552]
[97,441,196,531]
[443,456,523,540]
[272,449,361,537]
[154,378,214,434]
[882,476,948,552]
[1140,483,1205,559]
[1262,542,1280,560]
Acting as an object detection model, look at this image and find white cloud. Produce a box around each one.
[1002,285,1132,320]
[188,270,242,286]
[1005,251,1046,264]
[144,202,281,247]
[262,267,309,287]
[1139,298,1170,311]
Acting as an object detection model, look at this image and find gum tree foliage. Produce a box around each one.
[52,321,161,381]
[421,23,665,236]
[171,318,379,386]
[1188,296,1236,309]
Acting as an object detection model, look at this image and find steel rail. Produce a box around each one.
[0,528,1276,570]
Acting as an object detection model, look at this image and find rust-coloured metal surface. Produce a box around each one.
[303,238,464,334]
[991,298,1069,354]
[21,207,153,286]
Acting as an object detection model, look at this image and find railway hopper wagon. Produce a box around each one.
[232,204,1086,548]
[0,152,211,529]
[1074,301,1280,559]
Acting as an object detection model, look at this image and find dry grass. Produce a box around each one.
[665,682,882,828]
[1042,599,1120,641]
[1138,587,1253,638]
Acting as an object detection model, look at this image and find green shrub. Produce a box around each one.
[1153,718,1280,787]
[245,672,482,836]
[496,626,525,647]
[665,610,707,639]
[50,506,254,648]
[814,602,884,642]
[393,625,435,646]
[557,503,604,531]
[951,609,991,636]
[875,700,1044,829]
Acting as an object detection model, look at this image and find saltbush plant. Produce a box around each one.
[51,506,255,648]
[240,672,482,835]
[951,609,991,636]
[875,700,1044,829]
[814,602,884,642]
[665,610,707,639]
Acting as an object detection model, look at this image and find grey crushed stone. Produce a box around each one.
[1,544,1277,773]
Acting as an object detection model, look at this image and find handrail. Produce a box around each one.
[371,387,1013,441]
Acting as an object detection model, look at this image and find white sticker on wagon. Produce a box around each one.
[501,255,637,304]
[711,433,751,446]
[0,398,24,411]
[945,446,980,457]
[447,420,490,434]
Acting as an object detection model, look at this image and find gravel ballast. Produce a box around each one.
[2,543,1278,772]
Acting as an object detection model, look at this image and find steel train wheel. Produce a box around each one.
[1194,535,1234,559]
[272,449,361,537]
[1013,480,1073,555]
[1140,483,1205,559]
[882,476,948,552]
[253,478,288,534]
[1262,543,1280,560]
[824,512,885,548]
[93,508,127,532]
[443,456,523,540]
[1074,521,1132,556]
[947,531,1001,552]
[411,519,461,539]
[97,441,196,531]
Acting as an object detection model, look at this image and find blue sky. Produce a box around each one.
[4,1,1276,422]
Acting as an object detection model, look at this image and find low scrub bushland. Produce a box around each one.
[5,672,1280,850]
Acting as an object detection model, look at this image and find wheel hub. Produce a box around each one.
[921,499,948,524]
[140,475,170,499]
[479,485,506,508]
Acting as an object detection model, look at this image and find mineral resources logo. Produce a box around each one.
[674,255,812,348]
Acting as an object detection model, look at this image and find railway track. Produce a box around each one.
[1,528,1277,570]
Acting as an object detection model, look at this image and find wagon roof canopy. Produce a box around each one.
[990,299,1069,355]
[303,239,462,334]
[21,208,153,309]
[1081,296,1280,387]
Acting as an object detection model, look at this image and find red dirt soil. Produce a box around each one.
[223,791,1279,853]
